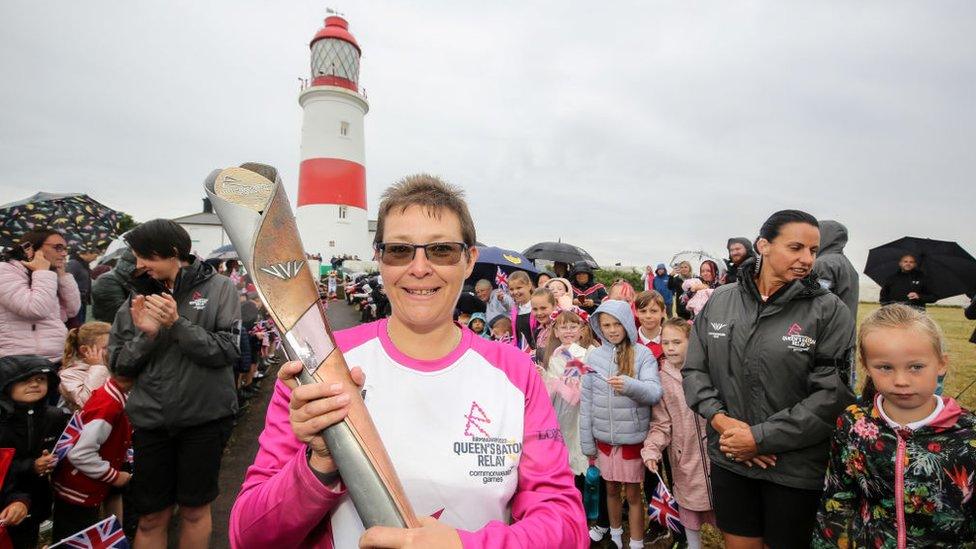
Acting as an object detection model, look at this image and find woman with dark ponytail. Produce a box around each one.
[682,210,856,548]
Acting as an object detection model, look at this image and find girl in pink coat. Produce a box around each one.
[0,230,81,363]
[642,318,715,549]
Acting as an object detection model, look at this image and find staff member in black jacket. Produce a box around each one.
[879,254,935,310]
[682,210,855,549]
[109,219,240,549]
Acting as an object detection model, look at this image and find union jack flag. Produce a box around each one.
[647,472,683,534]
[564,358,594,378]
[53,412,84,464]
[495,267,508,293]
[519,335,533,354]
[49,515,128,548]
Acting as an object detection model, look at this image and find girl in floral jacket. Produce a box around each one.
[814,304,976,549]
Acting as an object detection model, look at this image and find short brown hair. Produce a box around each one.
[374,174,477,247]
[635,290,665,312]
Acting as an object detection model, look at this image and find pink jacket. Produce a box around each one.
[0,262,81,362]
[59,359,111,411]
[641,360,713,512]
[229,321,587,548]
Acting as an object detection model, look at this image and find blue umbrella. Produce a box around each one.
[468,246,538,285]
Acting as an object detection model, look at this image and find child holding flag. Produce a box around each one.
[0,355,70,548]
[642,319,715,549]
[51,372,133,543]
[581,300,662,549]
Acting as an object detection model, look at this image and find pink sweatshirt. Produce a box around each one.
[59,359,111,411]
[229,319,587,548]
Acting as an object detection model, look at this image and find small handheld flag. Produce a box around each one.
[647,471,683,534]
[49,514,129,548]
[53,412,85,464]
[495,267,509,293]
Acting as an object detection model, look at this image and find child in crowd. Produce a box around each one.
[814,304,976,547]
[59,321,112,411]
[545,277,575,310]
[634,291,666,362]
[530,288,556,360]
[507,271,535,348]
[540,310,592,487]
[466,313,490,339]
[642,319,715,549]
[488,315,512,343]
[51,372,133,543]
[0,355,70,548]
[581,300,663,549]
[571,262,607,314]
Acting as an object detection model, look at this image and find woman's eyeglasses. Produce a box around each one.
[374,242,468,266]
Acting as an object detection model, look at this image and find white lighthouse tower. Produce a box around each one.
[295,13,371,260]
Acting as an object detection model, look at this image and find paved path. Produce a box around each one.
[209,301,360,547]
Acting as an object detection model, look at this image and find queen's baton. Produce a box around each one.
[205,162,419,529]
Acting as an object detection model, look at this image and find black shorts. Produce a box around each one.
[130,416,234,514]
[710,463,822,548]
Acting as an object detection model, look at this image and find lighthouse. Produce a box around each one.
[295,14,371,260]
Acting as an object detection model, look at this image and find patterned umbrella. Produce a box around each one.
[0,192,123,253]
[207,243,238,260]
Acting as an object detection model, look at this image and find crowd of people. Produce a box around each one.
[0,220,277,548]
[0,175,974,549]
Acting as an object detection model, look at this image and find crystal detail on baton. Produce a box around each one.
[205,163,419,529]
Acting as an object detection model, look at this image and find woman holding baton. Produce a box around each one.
[230,175,587,548]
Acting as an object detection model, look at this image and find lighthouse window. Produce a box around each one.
[338,205,348,220]
[340,121,349,137]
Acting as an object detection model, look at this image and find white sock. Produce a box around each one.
[686,528,702,549]
[610,527,623,548]
[629,539,644,549]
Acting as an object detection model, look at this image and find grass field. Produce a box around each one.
[626,304,976,548]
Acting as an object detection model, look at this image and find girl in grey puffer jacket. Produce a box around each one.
[580,299,662,549]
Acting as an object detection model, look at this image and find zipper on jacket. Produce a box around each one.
[27,408,35,453]
[694,415,713,508]
[895,428,910,549]
[608,348,615,445]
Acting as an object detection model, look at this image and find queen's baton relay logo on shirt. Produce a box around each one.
[454,401,521,484]
[783,322,816,352]
[189,291,209,310]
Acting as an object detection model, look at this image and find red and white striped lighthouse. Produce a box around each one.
[296,14,371,259]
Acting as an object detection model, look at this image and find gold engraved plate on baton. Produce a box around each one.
[214,167,275,211]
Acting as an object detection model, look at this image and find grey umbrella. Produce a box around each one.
[523,241,599,269]
[207,243,238,260]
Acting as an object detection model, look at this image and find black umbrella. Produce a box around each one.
[523,241,599,270]
[0,192,123,253]
[864,237,976,300]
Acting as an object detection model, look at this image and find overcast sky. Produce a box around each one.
[1,1,974,273]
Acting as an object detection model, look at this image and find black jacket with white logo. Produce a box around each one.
[109,258,240,429]
[681,259,855,490]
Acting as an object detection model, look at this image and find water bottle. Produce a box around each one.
[584,465,601,520]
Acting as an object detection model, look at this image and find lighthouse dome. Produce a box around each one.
[309,16,361,91]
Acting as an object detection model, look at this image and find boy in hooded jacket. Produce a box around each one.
[0,355,71,548]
